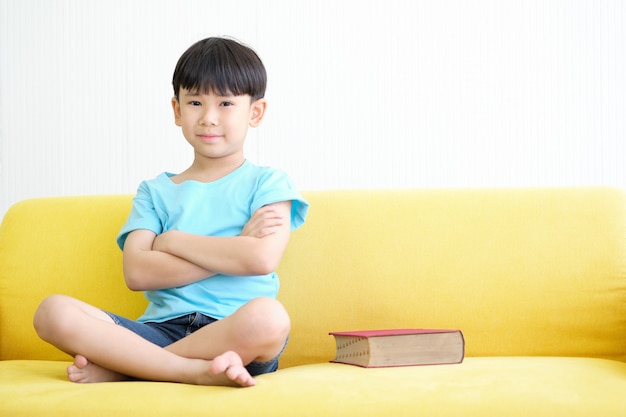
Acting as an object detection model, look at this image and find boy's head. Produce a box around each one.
[172,37,266,102]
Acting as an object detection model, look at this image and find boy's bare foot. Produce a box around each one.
[67,351,255,387]
[207,350,256,387]
[67,355,127,383]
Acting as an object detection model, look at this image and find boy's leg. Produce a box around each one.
[163,296,291,367]
[33,295,254,386]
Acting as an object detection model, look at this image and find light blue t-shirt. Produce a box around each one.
[116,161,308,322]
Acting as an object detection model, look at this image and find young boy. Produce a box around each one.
[33,37,308,387]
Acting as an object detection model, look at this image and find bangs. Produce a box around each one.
[173,38,266,100]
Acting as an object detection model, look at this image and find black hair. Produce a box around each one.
[172,37,267,101]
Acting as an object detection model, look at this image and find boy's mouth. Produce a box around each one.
[198,134,222,143]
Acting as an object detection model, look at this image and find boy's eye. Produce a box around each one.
[220,101,234,107]
[189,101,202,106]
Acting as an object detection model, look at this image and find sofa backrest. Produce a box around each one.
[0,195,144,361]
[1,188,625,367]
[276,188,626,367]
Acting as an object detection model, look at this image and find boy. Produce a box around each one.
[33,37,308,387]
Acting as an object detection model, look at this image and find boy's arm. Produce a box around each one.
[123,203,287,291]
[152,201,292,277]
[122,229,213,291]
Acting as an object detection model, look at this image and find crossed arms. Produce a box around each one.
[122,201,292,291]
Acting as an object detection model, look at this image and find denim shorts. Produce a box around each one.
[104,311,284,376]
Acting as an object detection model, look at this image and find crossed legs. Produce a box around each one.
[33,295,290,387]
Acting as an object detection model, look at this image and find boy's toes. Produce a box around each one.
[228,367,256,387]
[210,351,256,387]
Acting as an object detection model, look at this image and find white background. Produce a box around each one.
[1,0,624,220]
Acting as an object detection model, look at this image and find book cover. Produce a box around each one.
[329,328,465,368]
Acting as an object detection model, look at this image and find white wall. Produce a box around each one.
[1,0,624,219]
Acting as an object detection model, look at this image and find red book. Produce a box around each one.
[329,329,465,368]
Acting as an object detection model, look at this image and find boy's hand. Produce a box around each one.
[240,205,285,238]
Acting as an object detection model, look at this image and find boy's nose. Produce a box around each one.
[200,109,218,126]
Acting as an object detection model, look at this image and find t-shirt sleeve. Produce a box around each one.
[116,181,164,250]
[251,169,309,231]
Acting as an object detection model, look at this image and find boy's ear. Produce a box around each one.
[172,97,182,126]
[249,98,267,127]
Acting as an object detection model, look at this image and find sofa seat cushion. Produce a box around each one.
[2,357,625,416]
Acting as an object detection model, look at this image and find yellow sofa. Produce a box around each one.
[1,188,625,416]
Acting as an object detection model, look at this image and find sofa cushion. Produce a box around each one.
[1,357,625,416]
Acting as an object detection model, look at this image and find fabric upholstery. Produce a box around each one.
[1,188,625,416]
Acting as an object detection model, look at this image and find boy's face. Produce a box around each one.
[172,88,266,163]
